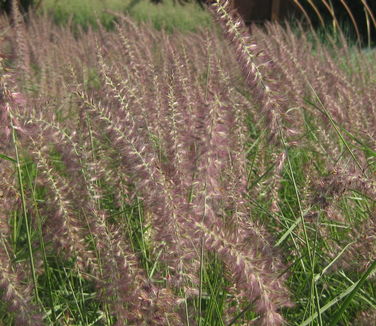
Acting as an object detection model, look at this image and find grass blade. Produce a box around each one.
[328,259,376,326]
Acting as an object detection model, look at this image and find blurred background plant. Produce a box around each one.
[39,0,213,32]
[1,0,376,43]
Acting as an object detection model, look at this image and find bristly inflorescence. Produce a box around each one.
[72,13,293,325]
[209,0,289,143]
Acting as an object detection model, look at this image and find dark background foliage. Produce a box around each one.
[297,0,376,44]
[0,0,43,14]
[153,0,376,44]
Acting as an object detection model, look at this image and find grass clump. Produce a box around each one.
[0,0,375,325]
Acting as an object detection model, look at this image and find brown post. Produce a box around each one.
[271,0,282,21]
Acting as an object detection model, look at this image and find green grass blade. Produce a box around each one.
[299,260,376,326]
[313,242,354,283]
[328,259,376,326]
[10,113,40,304]
[0,153,17,162]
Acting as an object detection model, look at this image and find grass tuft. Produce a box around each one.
[0,2,375,325]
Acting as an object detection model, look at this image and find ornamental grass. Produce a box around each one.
[0,1,375,325]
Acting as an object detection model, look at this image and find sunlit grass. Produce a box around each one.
[41,0,212,32]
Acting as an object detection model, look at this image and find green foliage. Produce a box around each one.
[125,0,212,32]
[41,0,212,32]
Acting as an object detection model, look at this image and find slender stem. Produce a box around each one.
[198,237,205,326]
[10,112,40,303]
[31,168,57,322]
